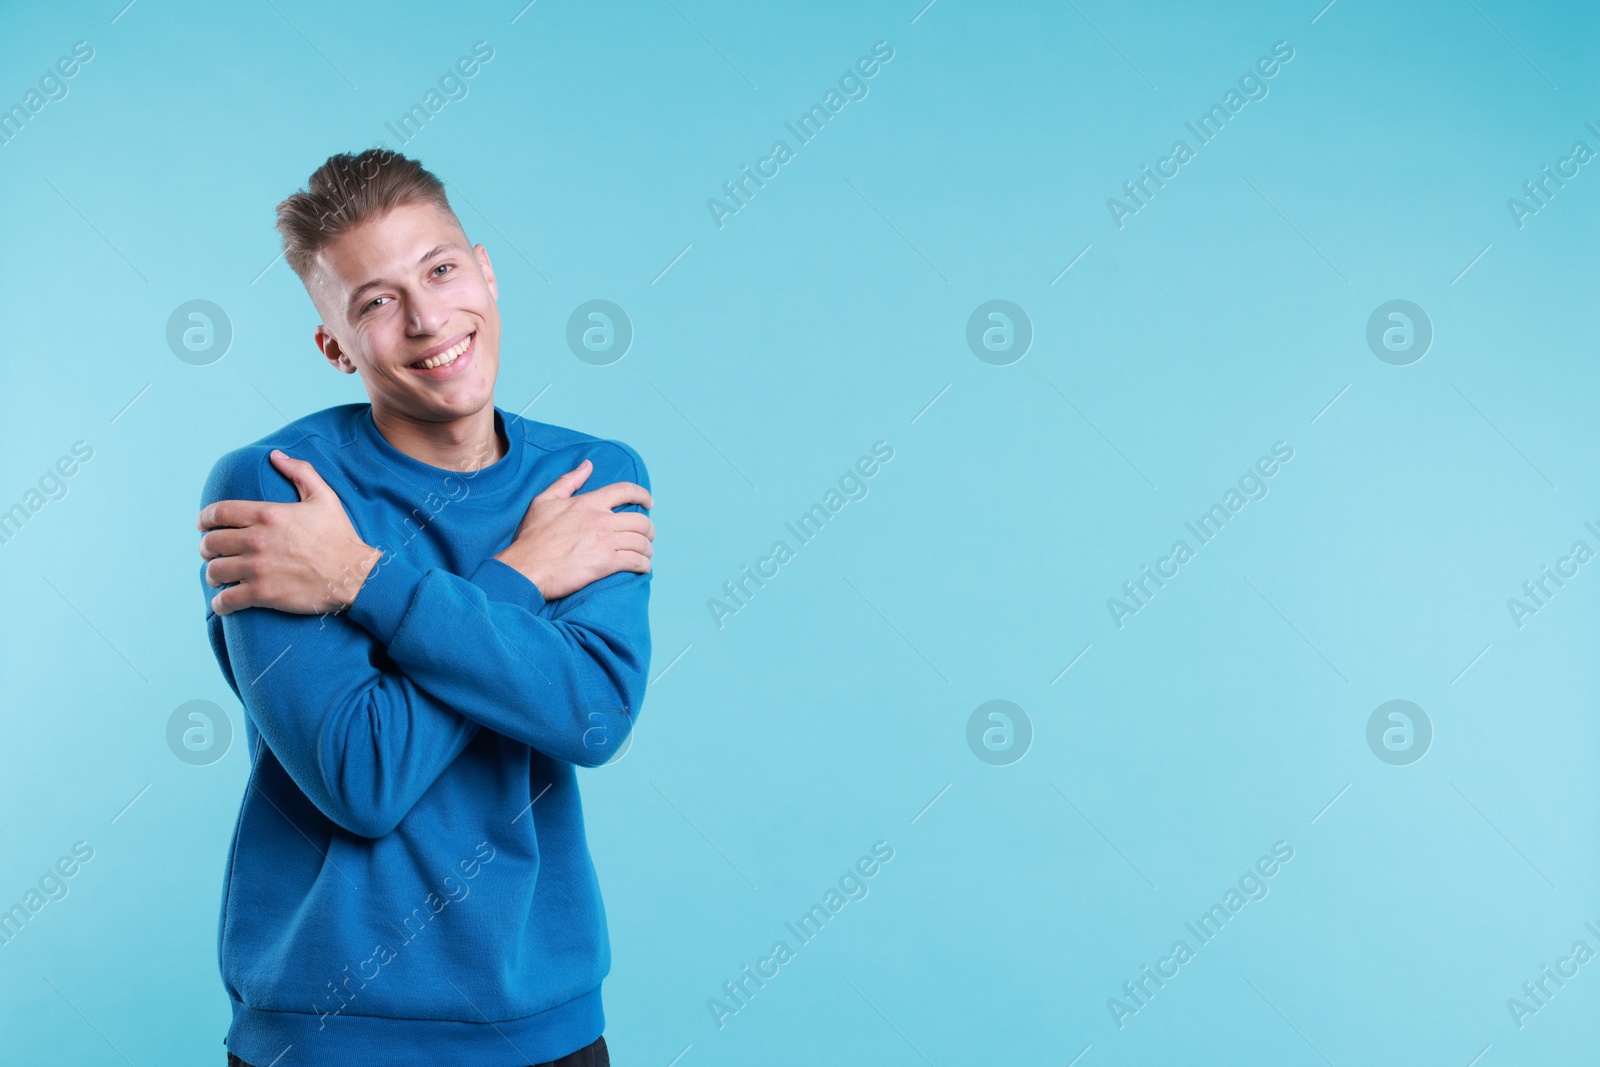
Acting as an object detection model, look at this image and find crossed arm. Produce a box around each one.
[197,445,654,837]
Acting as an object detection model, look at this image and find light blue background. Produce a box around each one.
[2,1,1597,1063]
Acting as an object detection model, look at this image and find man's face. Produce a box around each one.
[309,199,499,424]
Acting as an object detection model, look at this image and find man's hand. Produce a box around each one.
[495,459,654,600]
[198,450,381,616]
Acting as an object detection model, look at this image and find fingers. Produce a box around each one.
[269,449,328,502]
[613,549,652,574]
[582,480,654,512]
[610,512,655,541]
[204,556,254,589]
[532,459,593,502]
[210,582,257,616]
[197,498,269,532]
[198,527,253,561]
[618,532,653,561]
[199,451,330,532]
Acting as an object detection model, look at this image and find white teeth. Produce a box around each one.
[416,336,471,370]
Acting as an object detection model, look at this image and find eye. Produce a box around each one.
[432,262,454,277]
[364,296,389,312]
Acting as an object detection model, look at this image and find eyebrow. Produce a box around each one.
[345,242,463,315]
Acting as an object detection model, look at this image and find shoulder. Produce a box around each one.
[199,405,365,507]
[516,414,649,490]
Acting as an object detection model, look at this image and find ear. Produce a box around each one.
[475,243,498,302]
[315,325,358,374]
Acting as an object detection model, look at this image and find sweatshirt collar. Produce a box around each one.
[353,403,527,500]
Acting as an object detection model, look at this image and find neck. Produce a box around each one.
[370,402,506,472]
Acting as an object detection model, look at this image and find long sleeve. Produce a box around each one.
[342,441,652,768]
[200,447,485,839]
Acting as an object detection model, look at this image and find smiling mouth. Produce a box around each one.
[410,332,474,370]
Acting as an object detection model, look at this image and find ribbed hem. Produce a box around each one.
[225,985,603,1067]
[469,557,548,610]
[345,552,427,647]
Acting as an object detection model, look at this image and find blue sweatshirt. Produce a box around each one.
[197,402,651,1067]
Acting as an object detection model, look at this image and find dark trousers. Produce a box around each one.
[227,1034,608,1067]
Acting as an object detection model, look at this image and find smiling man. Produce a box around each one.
[195,149,653,1067]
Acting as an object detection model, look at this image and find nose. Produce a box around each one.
[406,285,452,338]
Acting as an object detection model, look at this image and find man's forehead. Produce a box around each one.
[310,205,469,297]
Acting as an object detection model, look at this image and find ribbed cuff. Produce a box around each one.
[346,551,427,646]
[469,556,548,611]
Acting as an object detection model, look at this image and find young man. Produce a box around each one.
[195,149,653,1067]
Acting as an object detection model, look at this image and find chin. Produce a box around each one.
[423,391,494,421]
